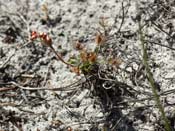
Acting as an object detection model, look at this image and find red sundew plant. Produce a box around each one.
[30,29,122,75]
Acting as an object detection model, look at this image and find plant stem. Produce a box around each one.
[49,45,74,67]
[138,21,171,131]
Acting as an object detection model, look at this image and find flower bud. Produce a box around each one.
[30,31,38,40]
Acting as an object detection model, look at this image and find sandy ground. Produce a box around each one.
[1,0,175,131]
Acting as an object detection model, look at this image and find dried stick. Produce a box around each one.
[0,87,16,92]
[8,79,83,91]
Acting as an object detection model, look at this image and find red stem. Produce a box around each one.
[49,45,74,67]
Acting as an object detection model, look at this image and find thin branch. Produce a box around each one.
[152,21,174,40]
[117,2,125,33]
[0,87,16,92]
[8,79,83,91]
[49,45,75,67]
[0,52,15,69]
[147,40,175,51]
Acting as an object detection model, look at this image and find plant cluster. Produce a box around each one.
[30,18,122,76]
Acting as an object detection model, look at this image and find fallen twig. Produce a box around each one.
[0,52,15,69]
[0,102,18,107]
[0,87,16,92]
[8,79,83,91]
[147,40,175,51]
